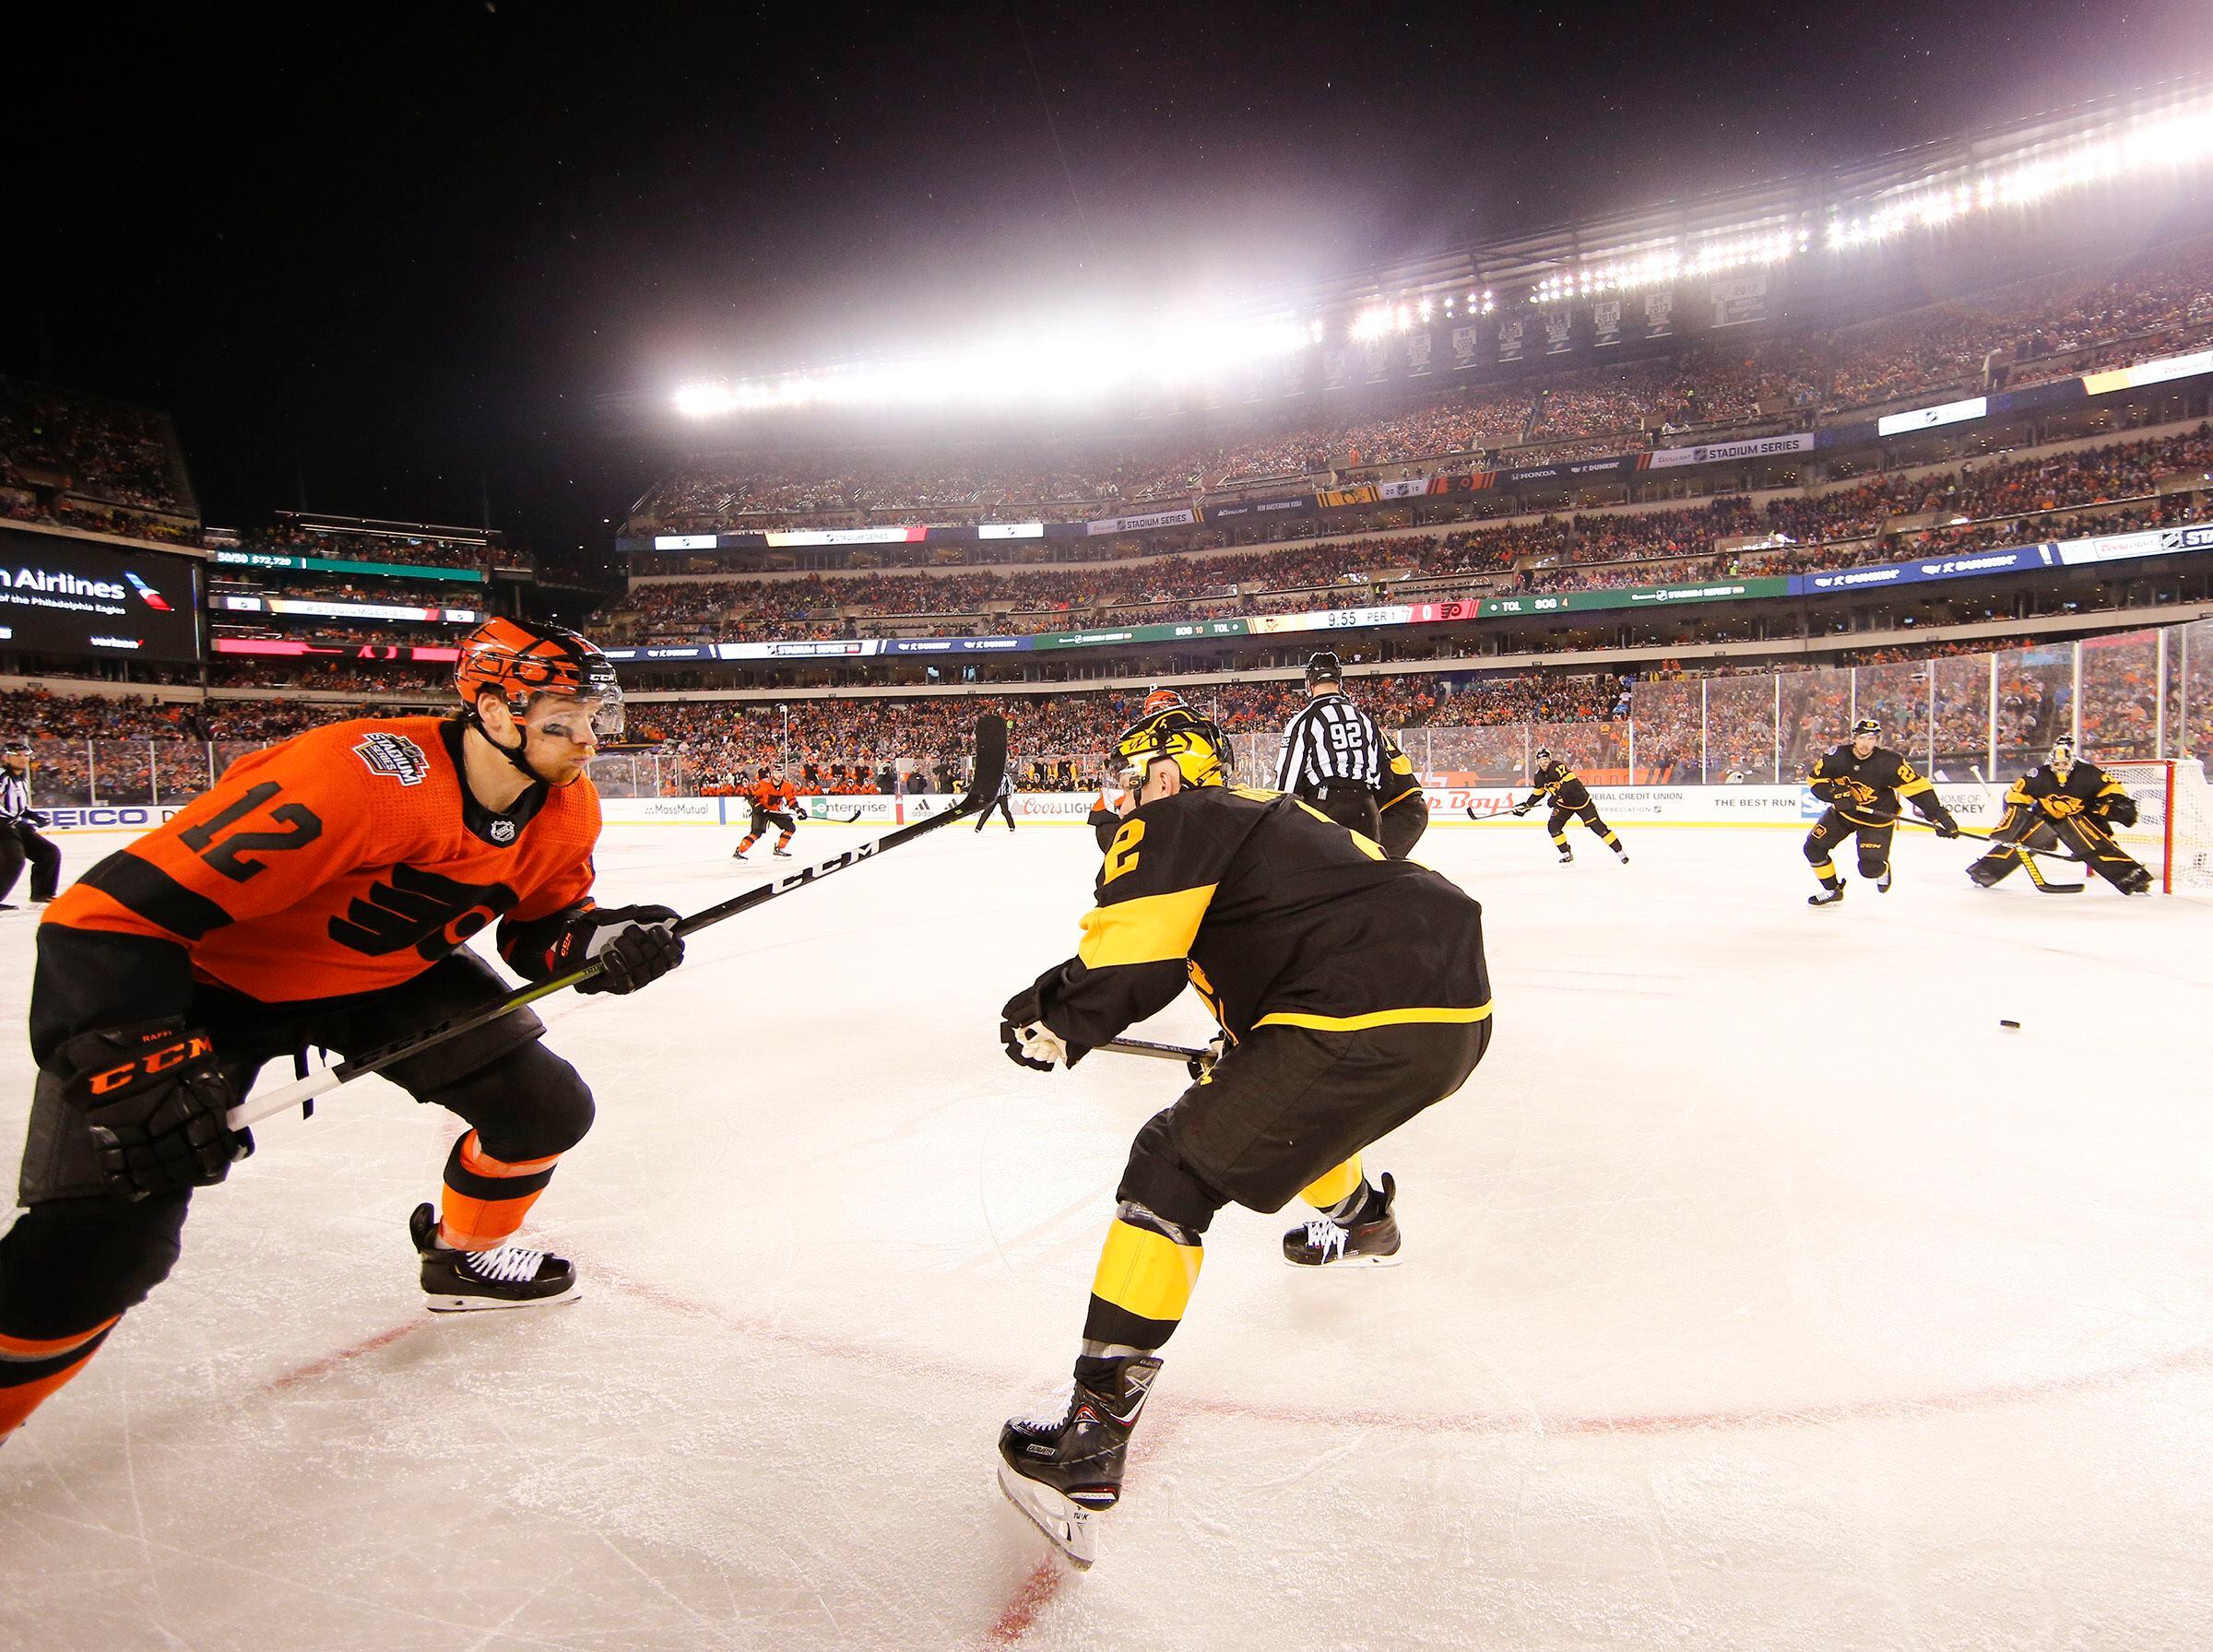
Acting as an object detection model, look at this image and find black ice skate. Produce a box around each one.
[1556,848,1574,866]
[1808,884,1846,907]
[997,1355,1163,1569]
[1284,1171,1402,1268]
[409,1202,578,1313]
[773,846,792,857]
[1876,867,1893,893]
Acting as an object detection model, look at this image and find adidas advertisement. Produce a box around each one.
[0,527,202,661]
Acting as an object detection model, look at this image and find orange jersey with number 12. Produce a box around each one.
[44,716,601,1003]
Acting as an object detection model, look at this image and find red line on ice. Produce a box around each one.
[984,1558,1066,1645]
[261,1319,430,1392]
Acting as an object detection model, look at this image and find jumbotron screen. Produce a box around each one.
[0,527,202,662]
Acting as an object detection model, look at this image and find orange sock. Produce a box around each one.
[0,1317,119,1439]
[439,1131,562,1252]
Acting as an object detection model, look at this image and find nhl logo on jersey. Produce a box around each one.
[353,732,431,787]
[488,818,517,844]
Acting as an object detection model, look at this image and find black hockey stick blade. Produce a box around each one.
[231,714,1010,1130]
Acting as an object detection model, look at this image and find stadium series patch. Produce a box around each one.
[353,732,431,786]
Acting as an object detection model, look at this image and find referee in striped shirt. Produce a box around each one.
[1274,652,1385,840]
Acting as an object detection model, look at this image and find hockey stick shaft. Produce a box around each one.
[1101,1036,1208,1063]
[229,714,1009,1130]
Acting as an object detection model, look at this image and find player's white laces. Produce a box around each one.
[1301,1219,1351,1262]
[463,1244,549,1283]
[1016,1382,1075,1430]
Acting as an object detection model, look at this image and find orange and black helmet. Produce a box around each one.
[455,618,622,737]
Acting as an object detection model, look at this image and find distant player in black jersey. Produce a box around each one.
[1804,717,1959,906]
[1375,730,1429,859]
[994,703,1490,1567]
[1967,738,2152,894]
[1513,749,1627,866]
[1274,652,1385,840]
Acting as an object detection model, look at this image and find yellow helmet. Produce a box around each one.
[1114,705,1231,789]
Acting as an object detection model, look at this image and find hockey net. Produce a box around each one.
[2104,760,2213,895]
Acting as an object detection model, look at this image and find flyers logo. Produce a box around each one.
[328,864,519,960]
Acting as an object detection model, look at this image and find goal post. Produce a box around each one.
[2103,760,2213,896]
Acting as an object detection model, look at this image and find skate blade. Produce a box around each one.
[423,1285,583,1314]
[996,1457,1096,1569]
[1284,1250,1403,1269]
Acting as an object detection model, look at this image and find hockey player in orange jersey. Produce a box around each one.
[732,766,800,859]
[0,619,687,1446]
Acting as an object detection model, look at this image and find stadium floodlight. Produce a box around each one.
[1828,97,2213,250]
[673,312,1316,418]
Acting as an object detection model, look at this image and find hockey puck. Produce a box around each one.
[1999,1019,2021,1030]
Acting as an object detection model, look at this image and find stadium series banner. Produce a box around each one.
[1085,508,1198,536]
[1643,432,1815,469]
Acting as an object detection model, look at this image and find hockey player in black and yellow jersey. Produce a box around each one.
[1516,749,1627,865]
[1375,729,1430,859]
[1804,717,1959,906]
[992,704,1490,1566]
[1967,738,2152,894]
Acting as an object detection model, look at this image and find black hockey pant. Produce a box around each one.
[1803,808,1893,886]
[1968,808,2152,892]
[1548,799,1620,854]
[1082,1012,1492,1354]
[0,821,60,904]
[0,953,594,1437]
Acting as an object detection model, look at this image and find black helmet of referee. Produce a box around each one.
[1304,651,1344,690]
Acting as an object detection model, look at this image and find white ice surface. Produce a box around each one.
[2,816,2211,1652]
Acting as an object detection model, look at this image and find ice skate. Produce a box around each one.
[410,1203,579,1312]
[1284,1172,1402,1268]
[997,1355,1162,1569]
[1876,867,1893,893]
[1808,884,1845,907]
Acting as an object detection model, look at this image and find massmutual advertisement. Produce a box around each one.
[0,527,202,662]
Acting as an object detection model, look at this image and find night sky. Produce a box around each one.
[9,2,2209,572]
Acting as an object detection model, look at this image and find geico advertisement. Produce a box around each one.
[41,805,191,832]
[0,527,203,661]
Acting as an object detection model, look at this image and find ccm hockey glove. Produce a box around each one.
[541,903,686,996]
[54,1019,247,1200]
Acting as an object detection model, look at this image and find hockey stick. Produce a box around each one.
[228,714,1009,1131]
[1887,812,2087,891]
[1101,1036,1208,1064]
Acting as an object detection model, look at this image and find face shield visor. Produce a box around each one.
[521,682,624,745]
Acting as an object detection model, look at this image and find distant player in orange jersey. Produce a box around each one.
[0,618,688,1446]
[732,766,800,859]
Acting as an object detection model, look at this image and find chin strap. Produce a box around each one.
[466,710,550,787]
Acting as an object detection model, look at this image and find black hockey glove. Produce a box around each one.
[20,810,48,829]
[54,1018,248,1200]
[1511,803,1533,818]
[1926,809,1961,840]
[2101,793,2140,828]
[1186,1034,1225,1082]
[550,903,686,996]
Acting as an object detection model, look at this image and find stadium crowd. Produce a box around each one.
[606,426,2213,642]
